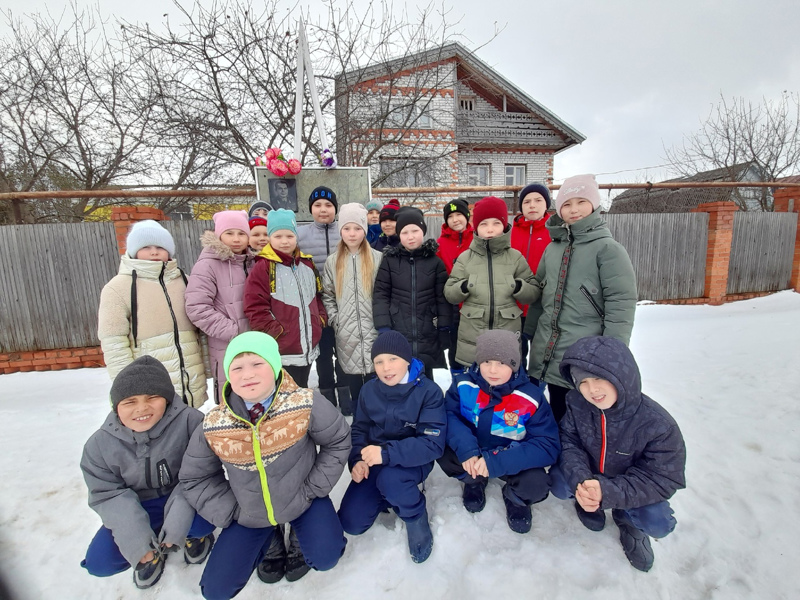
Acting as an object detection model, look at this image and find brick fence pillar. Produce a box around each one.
[773,187,800,291]
[111,206,167,256]
[691,201,738,305]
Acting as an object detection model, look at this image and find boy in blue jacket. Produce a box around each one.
[439,329,560,533]
[551,336,686,572]
[337,331,446,564]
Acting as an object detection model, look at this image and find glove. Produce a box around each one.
[514,279,523,294]
[460,280,469,294]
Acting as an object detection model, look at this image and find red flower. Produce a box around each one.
[264,148,279,161]
[268,159,289,177]
[287,159,302,175]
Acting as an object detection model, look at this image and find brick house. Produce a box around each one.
[334,42,584,211]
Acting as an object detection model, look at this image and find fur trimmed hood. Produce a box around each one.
[199,229,252,262]
[383,237,439,259]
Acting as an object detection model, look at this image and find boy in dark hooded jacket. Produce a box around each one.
[552,335,686,572]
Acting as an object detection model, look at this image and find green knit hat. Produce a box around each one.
[223,331,283,382]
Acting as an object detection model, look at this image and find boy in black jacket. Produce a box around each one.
[552,336,686,572]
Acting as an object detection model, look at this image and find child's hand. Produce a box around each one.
[461,456,480,479]
[576,480,602,512]
[139,550,155,564]
[361,445,383,467]
[474,457,489,478]
[351,461,370,483]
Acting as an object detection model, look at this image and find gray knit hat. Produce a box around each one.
[338,203,368,234]
[126,220,176,259]
[110,356,175,411]
[570,366,597,388]
[475,329,521,371]
[248,200,274,218]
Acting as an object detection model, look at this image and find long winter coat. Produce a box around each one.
[436,223,474,276]
[372,239,451,369]
[445,366,560,478]
[523,210,637,388]
[243,245,327,367]
[297,221,340,272]
[322,247,383,376]
[350,358,446,469]
[558,336,686,510]
[81,397,204,566]
[185,231,254,402]
[98,256,208,407]
[444,230,539,367]
[510,214,551,317]
[180,371,350,528]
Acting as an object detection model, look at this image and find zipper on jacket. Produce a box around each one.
[144,457,152,488]
[526,224,534,260]
[159,263,190,405]
[325,225,330,256]
[580,284,605,319]
[487,240,495,329]
[410,256,418,356]
[542,229,574,375]
[599,411,607,474]
[292,264,312,364]
[352,254,367,375]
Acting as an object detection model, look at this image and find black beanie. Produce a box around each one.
[379,199,401,223]
[110,356,175,411]
[395,206,427,235]
[519,183,552,211]
[443,199,470,223]
[371,331,413,363]
[308,186,338,213]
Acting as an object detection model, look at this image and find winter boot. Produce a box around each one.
[613,509,654,572]
[575,501,606,532]
[319,388,338,407]
[257,525,287,584]
[133,549,165,589]
[285,526,310,582]
[184,533,215,565]
[336,386,353,416]
[405,507,433,564]
[462,480,487,513]
[502,487,532,534]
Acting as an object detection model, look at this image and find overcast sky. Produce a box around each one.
[4,0,799,186]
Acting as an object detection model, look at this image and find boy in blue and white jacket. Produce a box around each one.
[337,331,446,564]
[439,329,560,534]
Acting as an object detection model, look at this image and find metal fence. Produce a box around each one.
[727,212,798,294]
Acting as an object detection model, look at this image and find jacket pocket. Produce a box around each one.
[579,281,605,318]
[460,306,485,320]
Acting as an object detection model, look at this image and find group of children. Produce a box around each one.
[85,175,687,596]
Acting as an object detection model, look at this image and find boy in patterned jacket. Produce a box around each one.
[180,331,351,599]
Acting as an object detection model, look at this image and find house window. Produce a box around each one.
[387,98,432,129]
[459,97,475,111]
[505,165,526,186]
[467,164,490,186]
[379,158,436,188]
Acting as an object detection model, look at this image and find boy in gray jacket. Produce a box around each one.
[80,356,215,589]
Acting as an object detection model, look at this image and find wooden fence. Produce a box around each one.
[727,212,798,294]
[161,220,213,273]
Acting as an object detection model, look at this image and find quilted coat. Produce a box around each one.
[510,214,551,317]
[297,221,340,272]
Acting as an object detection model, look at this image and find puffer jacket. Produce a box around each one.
[350,358,446,469]
[372,233,400,252]
[297,221,340,272]
[523,210,637,388]
[558,336,686,510]
[81,397,204,566]
[510,214,551,317]
[185,231,254,402]
[243,245,327,367]
[98,256,207,407]
[445,365,560,478]
[321,247,383,375]
[366,223,382,246]
[372,239,451,369]
[443,230,539,367]
[436,223,474,275]
[180,371,351,528]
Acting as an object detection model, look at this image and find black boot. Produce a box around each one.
[257,525,286,584]
[336,386,353,416]
[133,549,165,589]
[405,507,433,564]
[575,501,606,532]
[319,388,338,407]
[613,509,654,572]
[285,526,311,582]
[184,532,215,565]
[502,486,532,534]
[462,480,487,513]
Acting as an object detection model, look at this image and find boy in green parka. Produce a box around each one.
[523,174,637,422]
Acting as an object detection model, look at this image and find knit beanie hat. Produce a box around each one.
[443,199,470,223]
[371,331,413,364]
[309,186,338,213]
[473,196,509,229]
[555,174,601,216]
[110,356,175,411]
[267,209,297,236]
[379,199,401,223]
[249,217,268,230]
[337,203,368,233]
[223,331,283,383]
[126,220,176,259]
[475,329,521,371]
[366,199,383,213]
[395,206,427,235]
[570,366,597,388]
[213,210,249,236]
[248,200,274,218]
[519,183,552,211]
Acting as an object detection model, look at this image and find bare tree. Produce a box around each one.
[664,93,800,211]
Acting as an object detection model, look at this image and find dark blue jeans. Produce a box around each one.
[550,465,677,538]
[81,494,215,576]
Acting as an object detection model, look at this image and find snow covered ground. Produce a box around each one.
[1,292,799,600]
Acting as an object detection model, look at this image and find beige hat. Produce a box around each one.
[337,203,368,233]
[555,174,601,216]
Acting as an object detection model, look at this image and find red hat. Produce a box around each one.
[379,198,401,223]
[249,216,267,230]
[473,196,509,229]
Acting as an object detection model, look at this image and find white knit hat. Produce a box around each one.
[337,203,368,233]
[555,174,602,216]
[126,220,175,259]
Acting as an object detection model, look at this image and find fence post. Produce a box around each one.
[773,187,800,292]
[111,206,167,256]
[691,201,738,305]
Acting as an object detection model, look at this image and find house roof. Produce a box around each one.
[336,42,586,148]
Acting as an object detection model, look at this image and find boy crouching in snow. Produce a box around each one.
[180,331,350,600]
[551,336,686,572]
[80,356,215,589]
[439,329,560,534]
[337,331,446,564]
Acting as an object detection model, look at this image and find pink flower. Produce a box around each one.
[287,159,302,175]
[268,159,289,177]
[264,148,279,161]
[255,156,264,167]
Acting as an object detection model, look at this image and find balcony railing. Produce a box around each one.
[455,110,564,146]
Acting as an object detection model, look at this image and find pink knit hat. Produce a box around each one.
[555,174,601,216]
[213,210,249,236]
[338,203,368,233]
